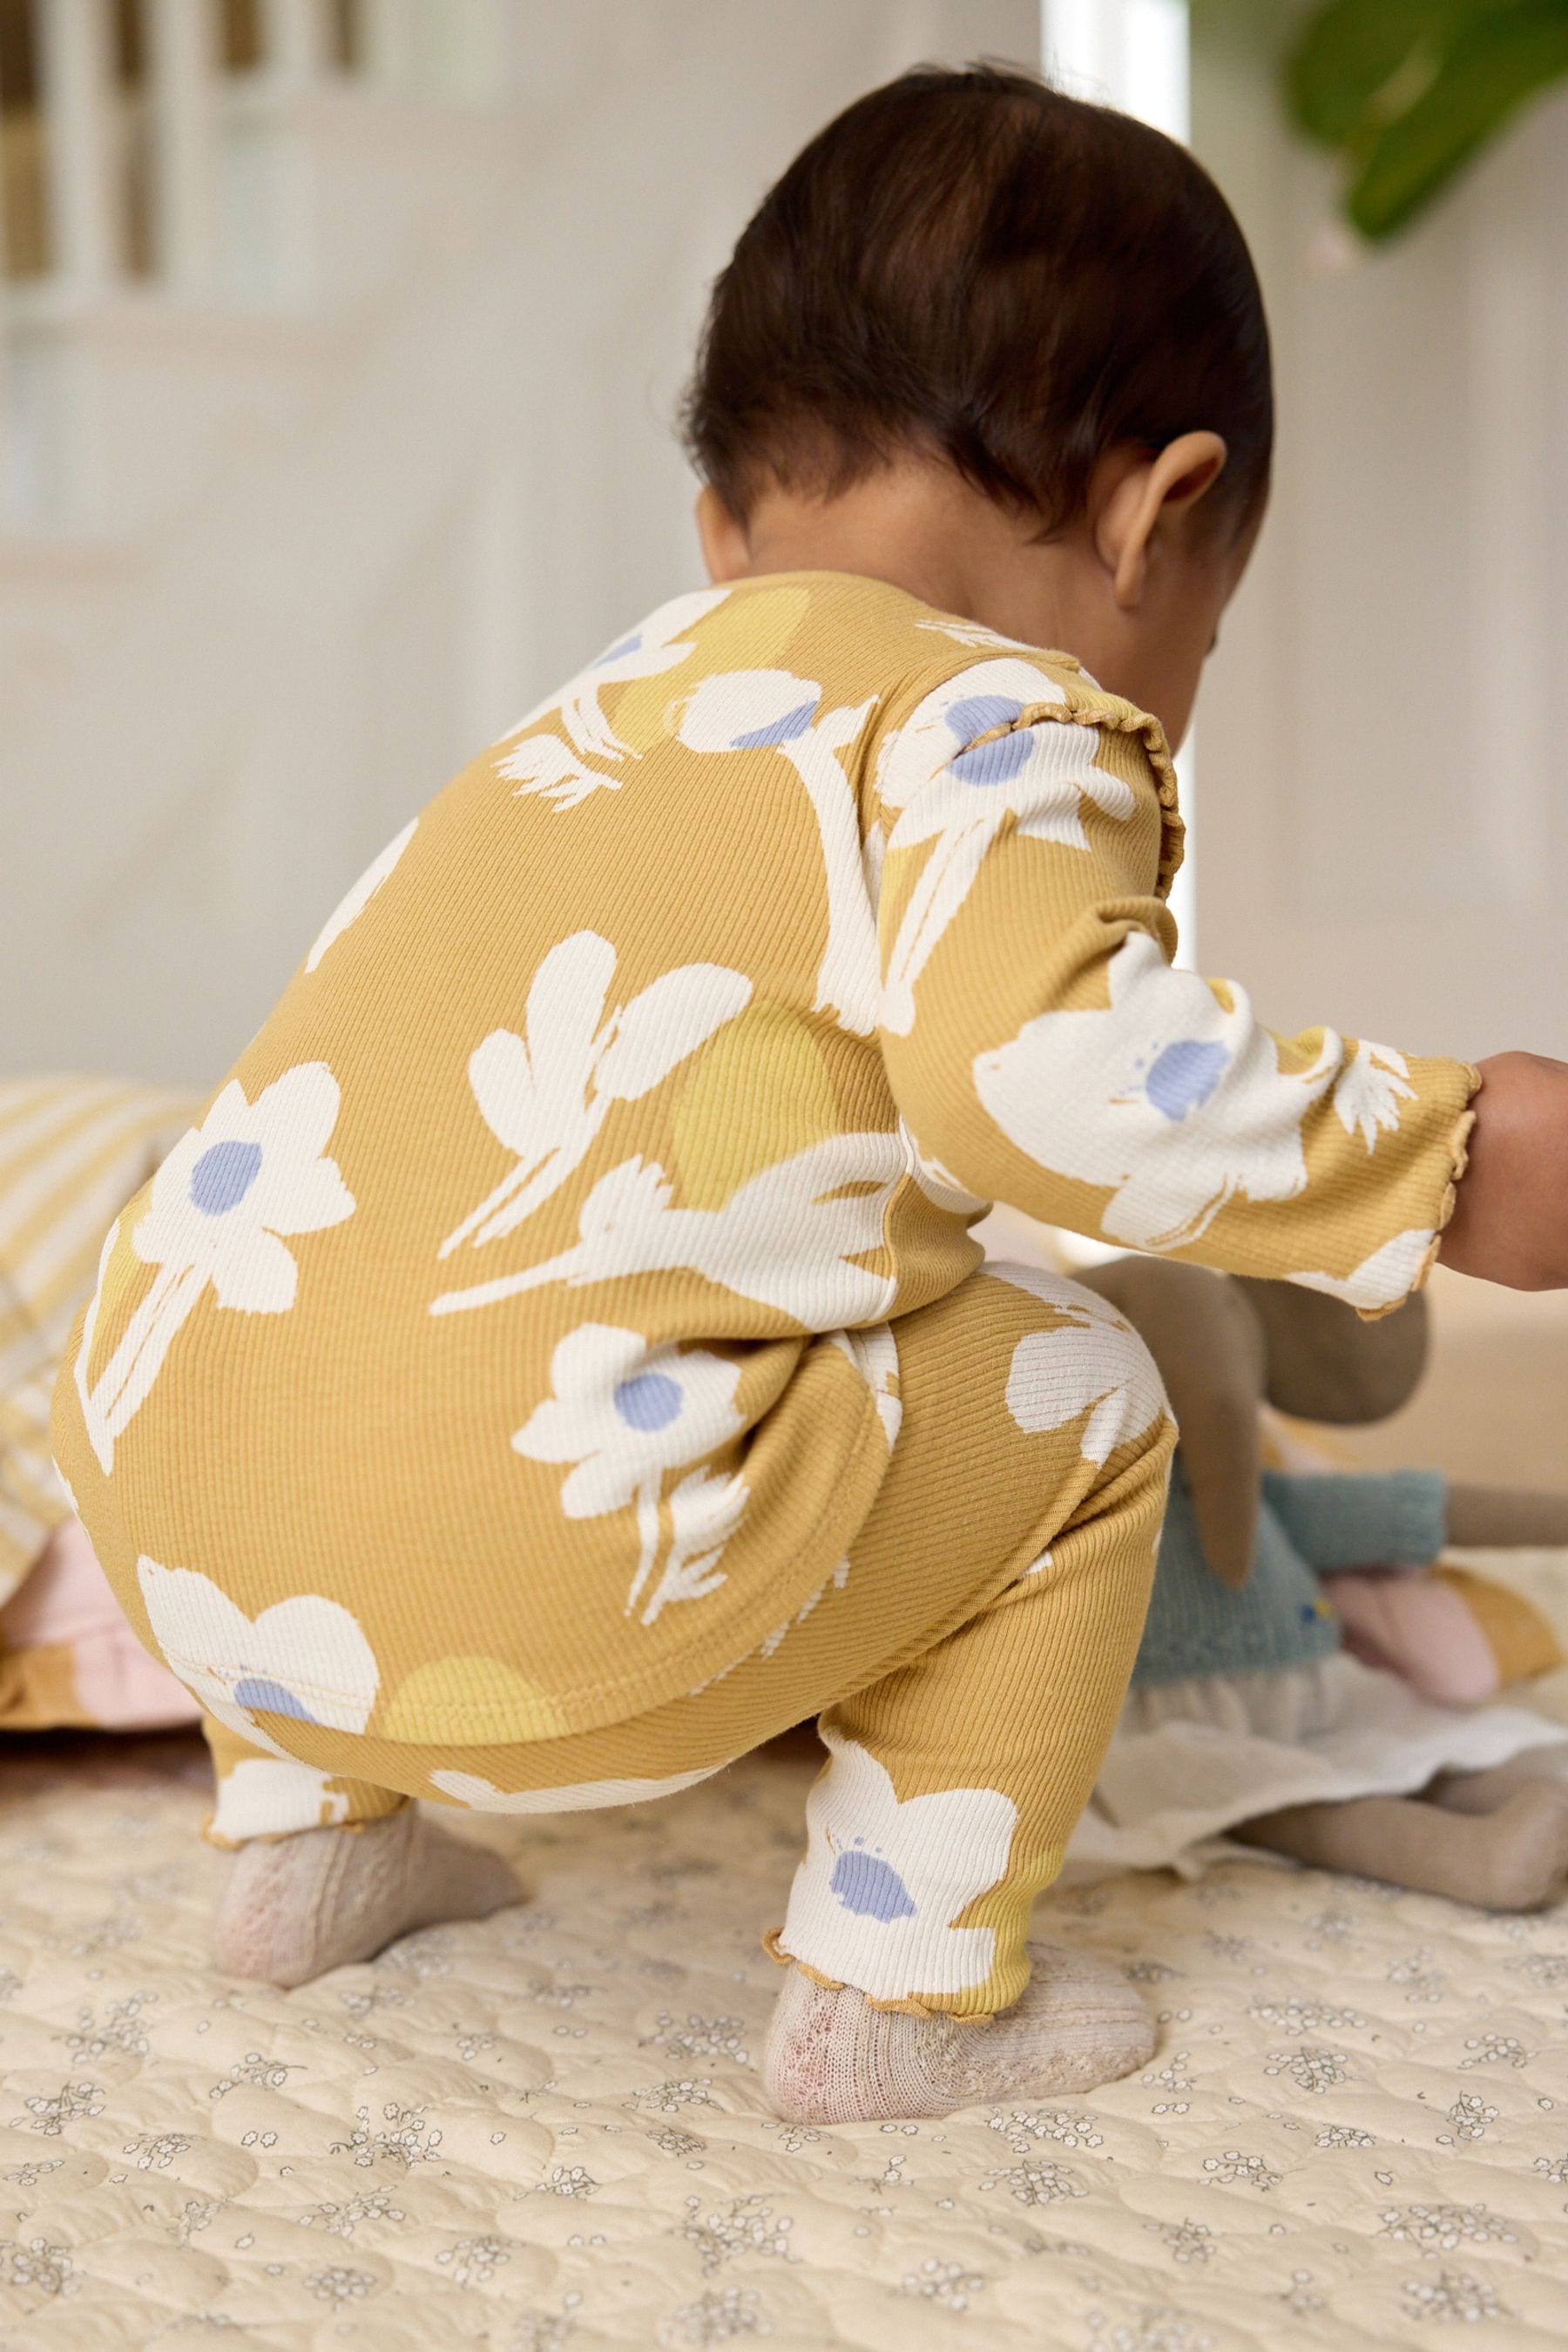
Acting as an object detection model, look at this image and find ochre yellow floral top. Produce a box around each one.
[54,574,1476,1745]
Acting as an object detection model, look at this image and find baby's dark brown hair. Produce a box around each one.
[684,64,1272,539]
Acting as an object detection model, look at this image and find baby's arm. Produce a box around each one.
[874,666,1562,1311]
[1437,1051,1568,1289]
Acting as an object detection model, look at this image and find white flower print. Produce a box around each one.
[498,587,730,807]
[878,668,1131,1035]
[1289,1227,1436,1313]
[756,1553,852,1662]
[902,1122,991,1216]
[914,617,1037,653]
[975,930,1342,1253]
[497,730,599,809]
[675,669,880,1035]
[511,1322,746,1621]
[72,1064,355,1470]
[916,618,1101,685]
[430,1132,902,1328]
[828,1322,902,1450]
[513,1325,744,1515]
[211,1759,352,1842]
[439,931,751,1258]
[988,1263,1167,1463]
[1334,1039,1417,1149]
[780,1731,1019,2000]
[642,1466,748,1624]
[428,1761,727,1813]
[136,1558,380,1760]
[304,819,417,972]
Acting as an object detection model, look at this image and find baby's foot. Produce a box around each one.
[214,1808,519,1988]
[763,1940,1154,2123]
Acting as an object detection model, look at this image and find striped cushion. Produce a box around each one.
[0,1076,198,1600]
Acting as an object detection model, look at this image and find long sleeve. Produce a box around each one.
[873,660,1478,1314]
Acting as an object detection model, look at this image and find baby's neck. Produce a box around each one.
[729,465,1080,646]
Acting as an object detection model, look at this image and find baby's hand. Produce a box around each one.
[1439,1052,1568,1290]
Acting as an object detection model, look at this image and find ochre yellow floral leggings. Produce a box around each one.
[199,1265,1173,2017]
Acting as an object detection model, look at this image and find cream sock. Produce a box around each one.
[762,1940,1155,2124]
[214,1808,520,1989]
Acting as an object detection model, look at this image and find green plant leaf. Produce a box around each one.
[1288,0,1462,142]
[1285,0,1568,236]
[1343,7,1568,234]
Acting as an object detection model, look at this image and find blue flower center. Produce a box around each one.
[947,693,1024,738]
[731,699,816,748]
[1145,1039,1230,1121]
[597,631,642,665]
[830,1846,917,1922]
[233,1675,318,1723]
[613,1371,683,1432]
[188,1139,263,1216]
[949,733,1032,787]
[945,694,1031,787]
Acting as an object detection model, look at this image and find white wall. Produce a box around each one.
[7,0,1563,1090]
[1,0,1037,1089]
[1190,13,1568,1064]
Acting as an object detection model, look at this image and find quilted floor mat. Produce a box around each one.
[4,1688,1568,2350]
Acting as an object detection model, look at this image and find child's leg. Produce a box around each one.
[777,1468,1172,2015]
[202,1717,517,1987]
[106,1260,1167,2035]
[764,1270,1175,2119]
[1231,1787,1568,1910]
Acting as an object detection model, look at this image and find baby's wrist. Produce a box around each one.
[1439,1052,1568,1290]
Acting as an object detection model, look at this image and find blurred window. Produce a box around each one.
[219,2,262,74]
[0,0,44,278]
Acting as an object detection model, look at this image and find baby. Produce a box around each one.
[51,66,1568,2126]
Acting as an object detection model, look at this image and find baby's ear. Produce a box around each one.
[1236,1280,1429,1426]
[1077,1257,1265,1589]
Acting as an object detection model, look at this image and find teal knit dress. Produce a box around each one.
[1131,1465,1449,1688]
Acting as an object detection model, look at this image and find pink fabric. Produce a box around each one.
[0,1517,200,1729]
[1321,1569,1500,1709]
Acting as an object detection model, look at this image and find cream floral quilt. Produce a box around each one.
[4,1561,1568,2349]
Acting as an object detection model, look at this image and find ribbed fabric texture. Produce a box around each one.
[51,571,1477,1756]
[763,1940,1155,2121]
[1131,1463,1448,1688]
[195,1258,1177,2014]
